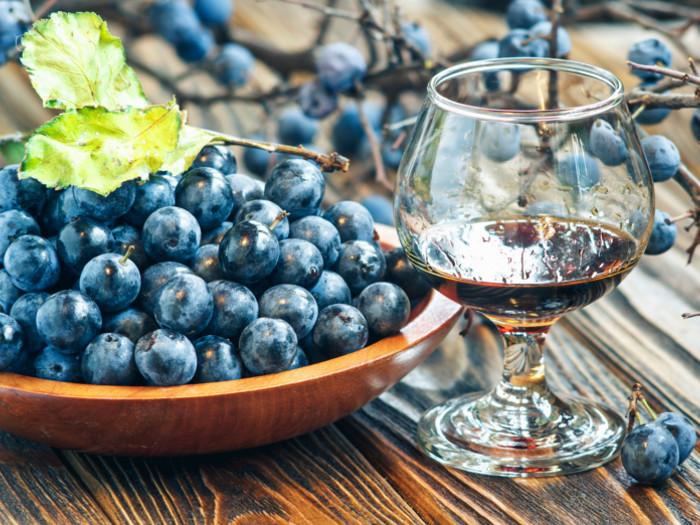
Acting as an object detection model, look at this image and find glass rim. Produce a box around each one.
[428,57,625,123]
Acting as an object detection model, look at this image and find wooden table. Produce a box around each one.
[0,2,699,523]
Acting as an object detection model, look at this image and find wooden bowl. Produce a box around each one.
[0,225,462,456]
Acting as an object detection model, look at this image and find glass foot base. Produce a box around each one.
[418,391,625,477]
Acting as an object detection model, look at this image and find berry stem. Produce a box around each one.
[269,211,290,231]
[666,211,694,224]
[33,0,57,21]
[640,397,658,421]
[120,245,135,265]
[626,382,644,432]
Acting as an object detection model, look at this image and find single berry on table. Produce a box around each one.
[653,412,696,464]
[621,423,679,485]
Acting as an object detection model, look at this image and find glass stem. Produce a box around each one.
[487,326,567,432]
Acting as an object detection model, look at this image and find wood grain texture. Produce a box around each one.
[58,425,426,525]
[0,2,698,524]
[0,433,110,525]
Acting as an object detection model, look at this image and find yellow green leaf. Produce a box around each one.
[20,12,148,110]
[20,105,181,195]
[160,124,218,176]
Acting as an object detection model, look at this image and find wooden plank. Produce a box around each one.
[58,424,427,525]
[342,401,698,525]
[0,432,111,525]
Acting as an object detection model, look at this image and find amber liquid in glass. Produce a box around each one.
[405,217,640,322]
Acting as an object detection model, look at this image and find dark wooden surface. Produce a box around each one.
[1,2,699,524]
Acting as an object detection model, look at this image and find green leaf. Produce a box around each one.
[20,12,148,110]
[160,124,217,176]
[20,104,182,195]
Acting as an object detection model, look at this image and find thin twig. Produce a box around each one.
[689,58,700,78]
[572,1,696,58]
[547,0,563,109]
[204,129,350,172]
[625,382,644,432]
[273,0,358,21]
[355,93,391,190]
[314,0,338,46]
[627,90,700,111]
[627,61,700,87]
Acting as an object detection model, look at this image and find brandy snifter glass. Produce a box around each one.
[395,58,654,477]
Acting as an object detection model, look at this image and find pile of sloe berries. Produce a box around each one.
[0,146,430,386]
